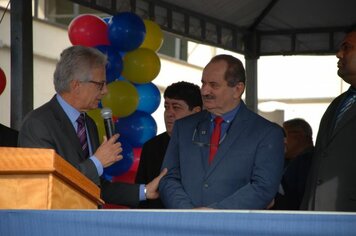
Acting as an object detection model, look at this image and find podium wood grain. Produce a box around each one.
[0,147,104,209]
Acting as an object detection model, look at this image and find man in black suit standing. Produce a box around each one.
[301,25,356,211]
[18,45,166,207]
[135,81,202,208]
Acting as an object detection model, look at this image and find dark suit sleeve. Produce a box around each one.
[101,179,140,207]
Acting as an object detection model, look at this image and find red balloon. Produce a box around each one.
[133,147,142,159]
[68,14,110,47]
[131,147,142,172]
[0,67,6,96]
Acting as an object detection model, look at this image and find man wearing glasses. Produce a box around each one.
[159,55,285,209]
[18,45,166,207]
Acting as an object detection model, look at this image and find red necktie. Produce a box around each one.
[209,116,224,164]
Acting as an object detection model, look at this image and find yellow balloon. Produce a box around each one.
[86,108,106,143]
[122,48,161,84]
[101,80,139,118]
[140,20,164,52]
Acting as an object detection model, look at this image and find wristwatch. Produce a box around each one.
[144,185,147,199]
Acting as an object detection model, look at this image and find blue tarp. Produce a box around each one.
[1,209,356,236]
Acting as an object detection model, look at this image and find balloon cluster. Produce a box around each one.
[68,12,164,181]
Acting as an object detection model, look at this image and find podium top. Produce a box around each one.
[0,147,104,205]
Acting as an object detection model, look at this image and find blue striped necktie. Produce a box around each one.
[77,113,89,159]
[335,93,356,128]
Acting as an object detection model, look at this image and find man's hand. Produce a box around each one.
[94,134,123,167]
[266,198,275,209]
[145,168,168,199]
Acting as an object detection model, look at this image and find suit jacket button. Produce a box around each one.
[316,179,323,185]
[204,183,209,188]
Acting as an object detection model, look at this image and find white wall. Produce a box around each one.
[0,8,71,125]
[257,55,348,141]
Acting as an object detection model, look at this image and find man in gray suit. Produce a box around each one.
[301,26,356,211]
[159,55,285,209]
[18,45,166,207]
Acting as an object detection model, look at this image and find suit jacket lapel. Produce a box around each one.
[50,96,87,160]
[205,102,249,177]
[193,111,212,171]
[86,115,100,152]
[330,93,352,139]
[333,103,356,136]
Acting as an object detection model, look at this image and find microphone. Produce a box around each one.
[100,107,115,139]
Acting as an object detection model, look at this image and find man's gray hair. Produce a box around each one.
[53,45,107,93]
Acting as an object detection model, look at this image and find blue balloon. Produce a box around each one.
[108,12,146,52]
[103,138,133,176]
[135,82,161,114]
[115,111,157,147]
[95,45,123,83]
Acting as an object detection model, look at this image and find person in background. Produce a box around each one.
[135,81,203,208]
[272,118,314,210]
[159,54,284,209]
[0,123,18,147]
[18,45,166,208]
[301,25,356,211]
[284,118,314,165]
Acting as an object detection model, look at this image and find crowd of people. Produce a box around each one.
[1,25,356,212]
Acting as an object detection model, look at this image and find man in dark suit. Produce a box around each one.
[301,26,356,211]
[273,118,314,210]
[18,45,166,207]
[135,81,202,208]
[0,123,18,147]
[159,55,285,209]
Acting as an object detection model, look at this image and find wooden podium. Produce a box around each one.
[0,147,104,209]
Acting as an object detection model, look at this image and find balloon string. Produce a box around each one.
[0,0,11,25]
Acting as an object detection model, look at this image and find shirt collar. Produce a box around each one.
[56,94,81,124]
[210,103,241,123]
[349,86,356,95]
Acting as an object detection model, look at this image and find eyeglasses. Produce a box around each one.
[87,80,106,90]
[191,126,227,147]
